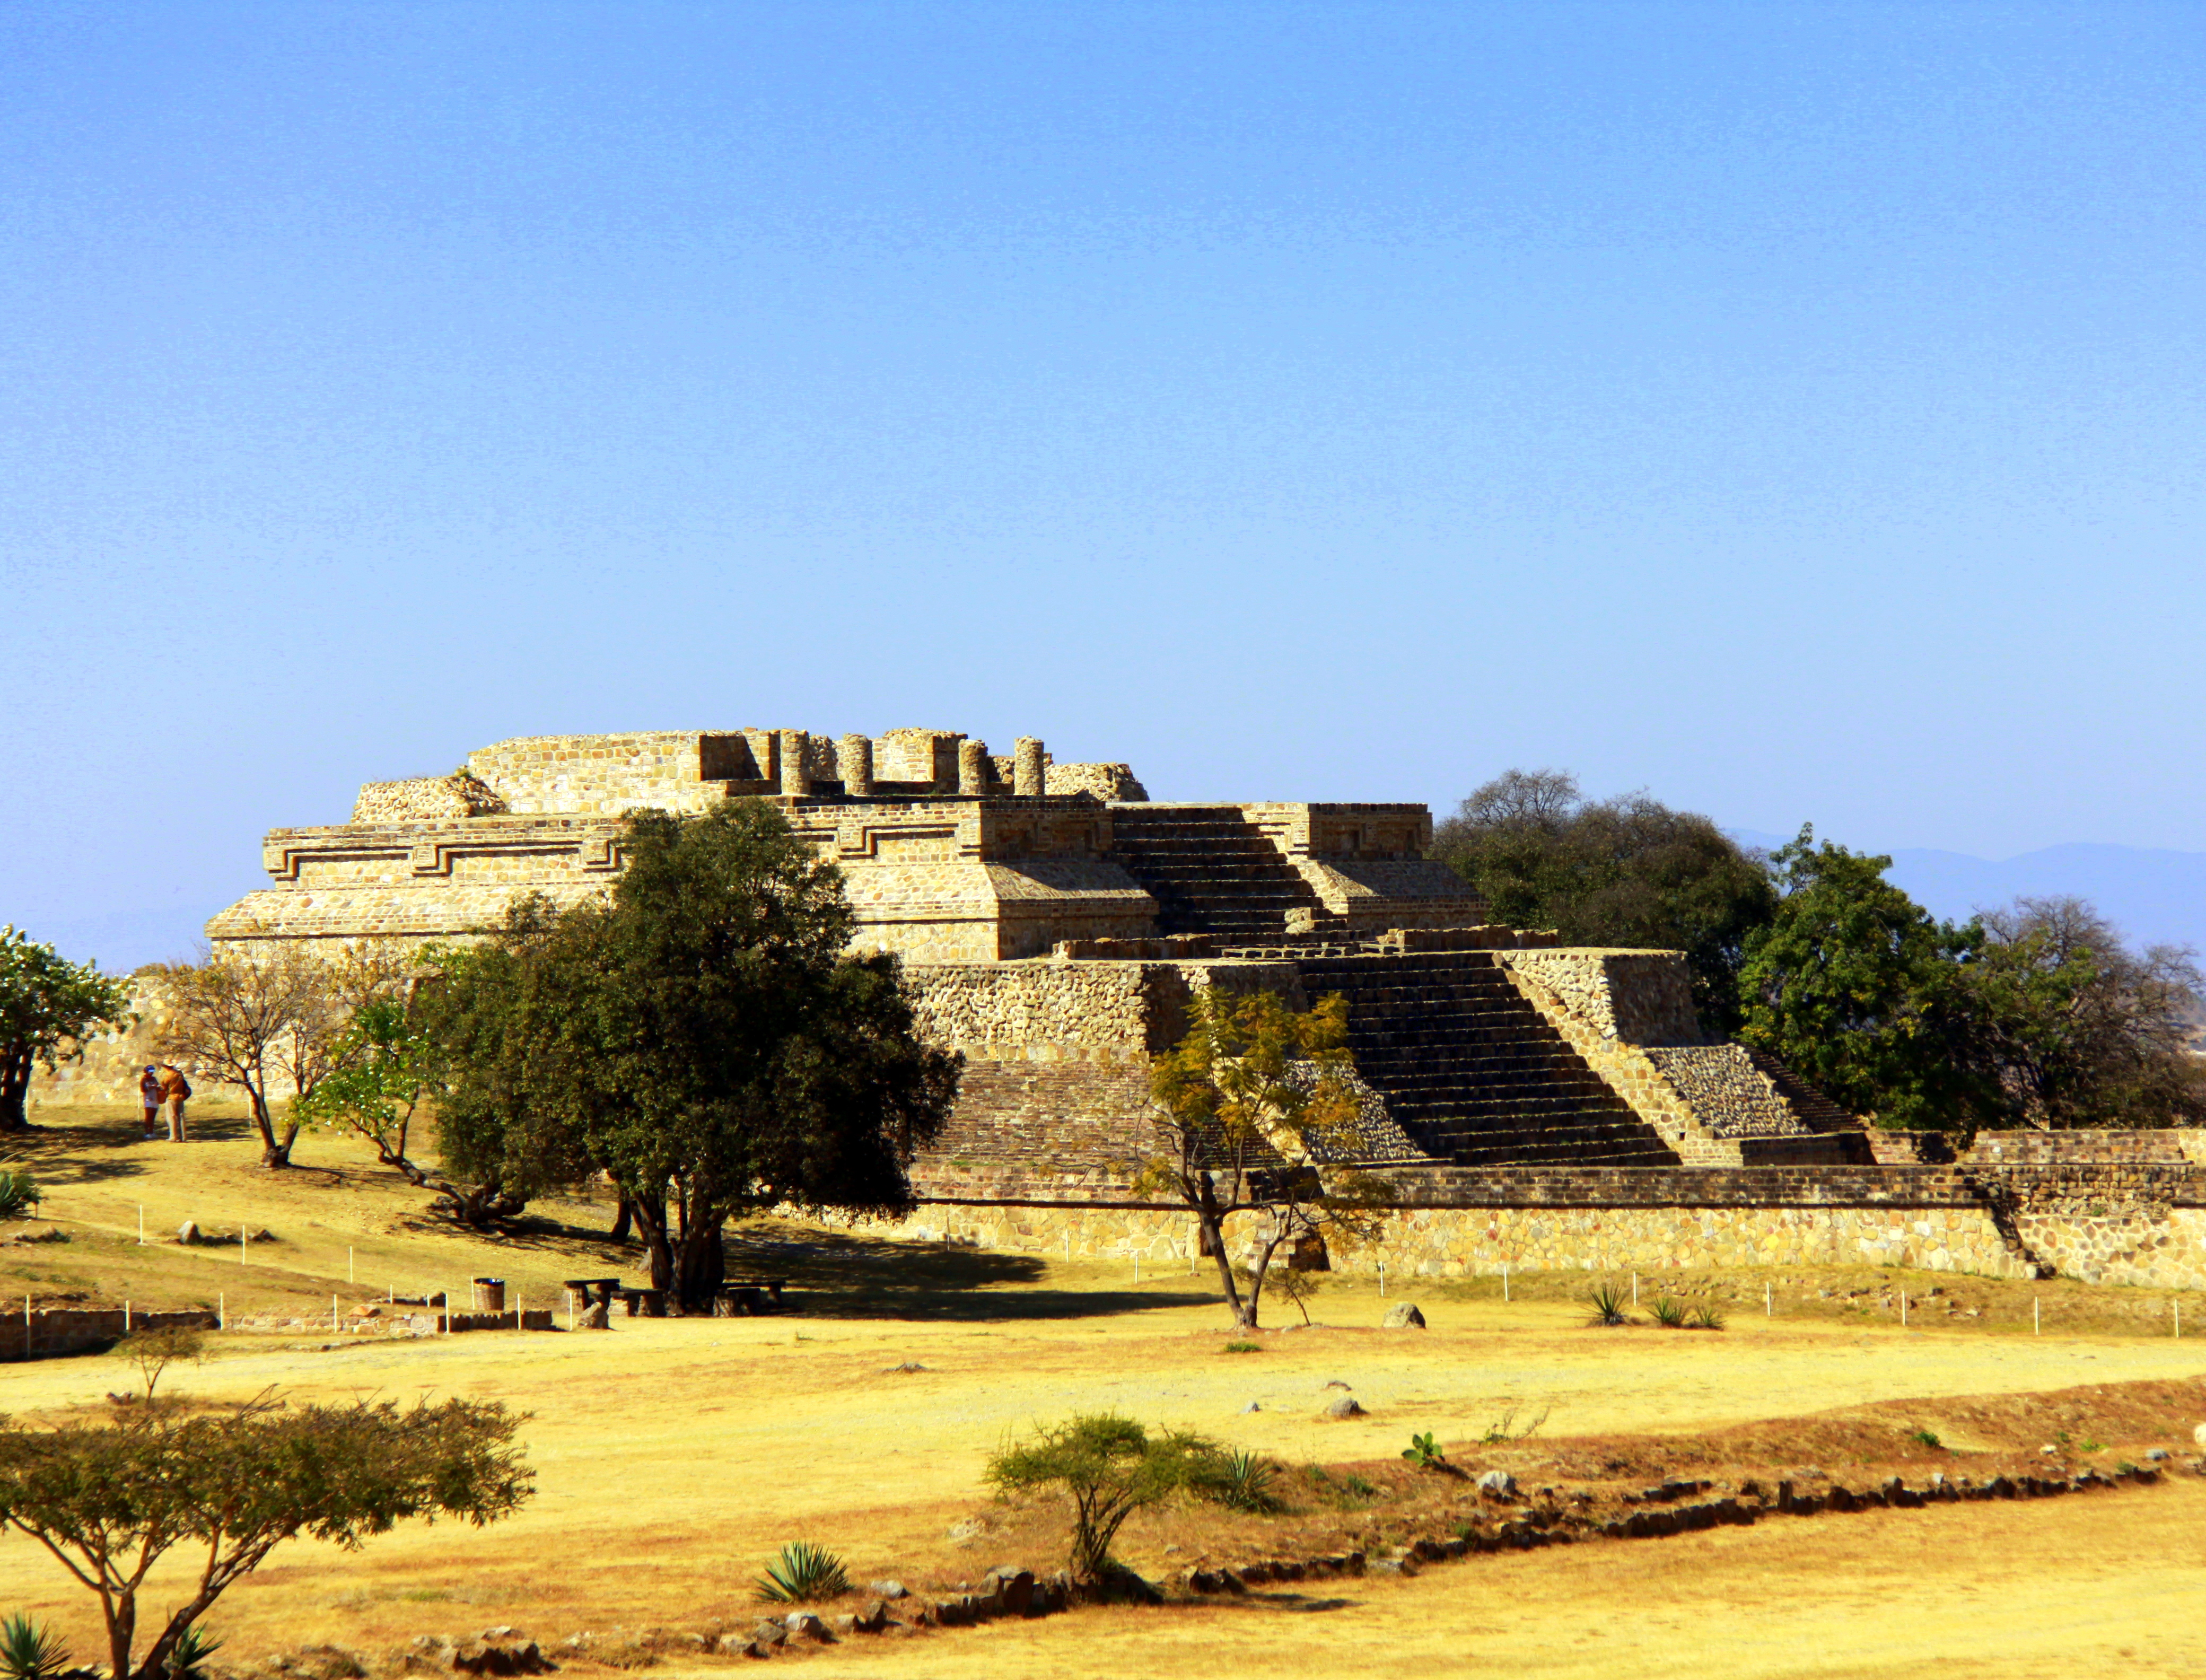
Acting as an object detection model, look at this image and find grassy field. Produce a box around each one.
[5,1105,2206,1677]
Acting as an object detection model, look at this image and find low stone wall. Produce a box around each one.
[842,1159,2206,1289]
[2,1308,216,1360]
[1965,1129,2206,1166]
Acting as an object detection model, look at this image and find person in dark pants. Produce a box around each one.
[139,1066,163,1138]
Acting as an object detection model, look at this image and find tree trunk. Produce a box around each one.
[0,1047,30,1131]
[246,1081,292,1167]
[1193,1172,1253,1328]
[609,1189,634,1244]
[670,1213,726,1313]
[629,1187,673,1292]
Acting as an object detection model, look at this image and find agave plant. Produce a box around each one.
[1649,1297,1688,1328]
[1689,1303,1727,1331]
[1585,1282,1630,1326]
[0,1613,69,1680]
[0,1170,40,1222]
[1221,1448,1282,1512]
[165,1623,225,1680]
[755,1539,851,1604]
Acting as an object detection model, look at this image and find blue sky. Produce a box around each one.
[4,2,2203,966]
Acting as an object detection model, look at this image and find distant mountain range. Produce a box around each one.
[1730,833,2206,956]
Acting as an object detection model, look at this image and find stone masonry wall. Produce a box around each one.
[1502,950,1705,1046]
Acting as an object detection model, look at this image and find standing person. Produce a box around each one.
[157,1063,191,1143]
[138,1066,163,1139]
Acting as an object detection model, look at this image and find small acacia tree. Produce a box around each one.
[986,1413,1235,1588]
[286,995,521,1224]
[152,942,342,1167]
[0,928,132,1133]
[0,1395,531,1680]
[1139,986,1387,1330]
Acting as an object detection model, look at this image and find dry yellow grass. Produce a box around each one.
[5,1106,2205,1677]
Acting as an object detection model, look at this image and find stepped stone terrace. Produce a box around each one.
[171,726,2206,1288]
[207,727,1863,1183]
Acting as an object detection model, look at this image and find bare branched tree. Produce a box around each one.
[152,941,338,1167]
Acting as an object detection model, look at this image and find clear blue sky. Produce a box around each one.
[4,2,2203,964]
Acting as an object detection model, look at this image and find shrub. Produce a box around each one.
[0,1170,39,1221]
[1222,1340,1263,1354]
[987,1414,1238,1583]
[754,1541,850,1604]
[1688,1304,1727,1331]
[1911,1428,1942,1450]
[1401,1431,1448,1472]
[0,1614,69,1680]
[1586,1283,1630,1326]
[1649,1297,1688,1328]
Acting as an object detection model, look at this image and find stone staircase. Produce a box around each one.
[1107,806,1340,942]
[1293,951,1682,1167]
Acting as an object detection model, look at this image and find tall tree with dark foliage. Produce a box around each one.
[427,799,961,1309]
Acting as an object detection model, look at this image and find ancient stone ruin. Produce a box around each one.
[69,724,2195,1290]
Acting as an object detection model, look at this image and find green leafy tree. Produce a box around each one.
[0,927,132,1133]
[1139,987,1387,1331]
[285,994,520,1224]
[0,1395,530,1680]
[1431,770,1778,1034]
[425,799,962,1308]
[1962,897,2206,1130]
[985,1413,1237,1587]
[1736,827,1986,1130]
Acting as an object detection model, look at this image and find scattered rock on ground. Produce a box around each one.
[177,1220,200,1244]
[1325,1395,1365,1419]
[868,1580,908,1599]
[1381,1302,1426,1329]
[1476,1469,1518,1495]
[1240,1401,1261,1413]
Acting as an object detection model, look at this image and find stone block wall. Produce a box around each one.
[2,1308,217,1361]
[1963,1130,2206,1166]
[1502,950,1705,1047]
[466,732,730,816]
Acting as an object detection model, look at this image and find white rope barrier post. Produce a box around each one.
[1379,1261,1387,1298]
[23,1294,30,1362]
[1765,1280,1773,1317]
[1502,1264,1510,1302]
[332,1296,338,1336]
[138,1205,144,1246]
[1632,1273,1639,1308]
[1901,1291,1907,1328]
[241,1226,248,1266]
[124,1299,130,1333]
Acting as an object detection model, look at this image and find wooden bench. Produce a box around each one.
[562,1277,622,1318]
[616,1286,668,1318]
[716,1277,790,1316]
